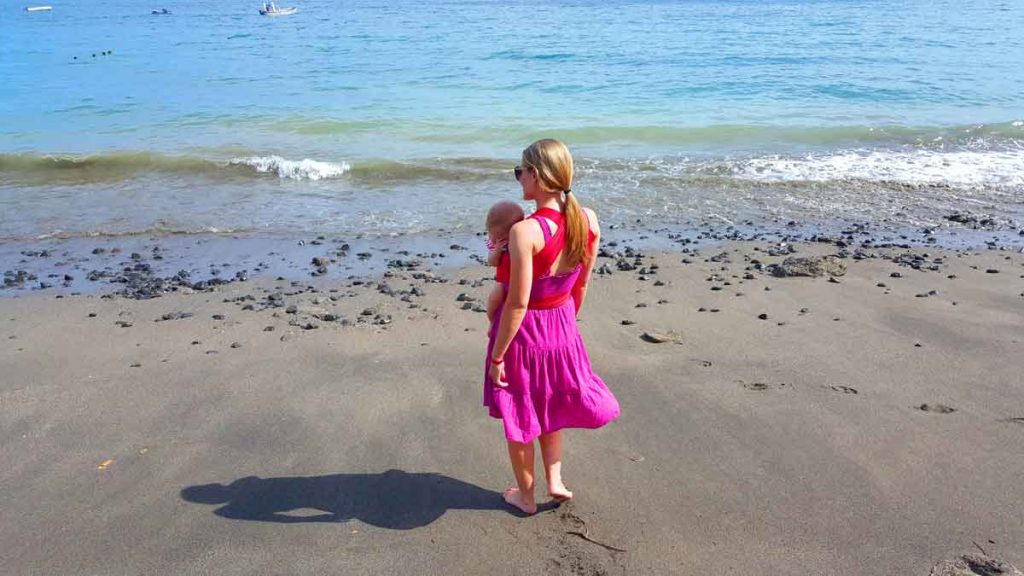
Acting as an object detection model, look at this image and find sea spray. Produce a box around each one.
[228,156,351,181]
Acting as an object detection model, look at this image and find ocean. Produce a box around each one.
[2,0,1023,244]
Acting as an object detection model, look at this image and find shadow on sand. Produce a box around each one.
[181,469,532,529]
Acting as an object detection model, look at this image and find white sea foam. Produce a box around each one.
[229,155,350,180]
[731,149,1024,189]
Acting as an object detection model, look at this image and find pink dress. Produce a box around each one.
[483,207,620,444]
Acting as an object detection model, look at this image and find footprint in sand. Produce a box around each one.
[640,330,683,344]
[918,403,956,414]
[929,552,1022,576]
[744,381,790,391]
[830,385,858,394]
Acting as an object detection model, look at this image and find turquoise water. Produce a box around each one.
[2,0,1023,240]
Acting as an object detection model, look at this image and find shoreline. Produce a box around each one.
[3,215,1022,299]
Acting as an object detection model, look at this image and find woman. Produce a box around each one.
[484,138,621,515]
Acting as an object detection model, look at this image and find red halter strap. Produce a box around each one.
[529,206,598,279]
[530,208,566,279]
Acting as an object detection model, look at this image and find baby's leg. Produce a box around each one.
[486,284,504,324]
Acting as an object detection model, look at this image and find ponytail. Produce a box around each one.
[562,192,589,267]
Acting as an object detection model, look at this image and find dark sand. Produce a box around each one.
[1,239,1023,575]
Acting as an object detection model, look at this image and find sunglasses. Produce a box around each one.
[513,165,527,181]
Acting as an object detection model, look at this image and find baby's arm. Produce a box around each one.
[486,284,505,324]
[486,238,507,267]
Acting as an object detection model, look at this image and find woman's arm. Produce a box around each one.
[489,221,534,364]
[571,208,600,316]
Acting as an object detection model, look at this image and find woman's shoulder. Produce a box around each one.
[580,206,600,235]
[509,217,545,248]
[511,215,542,234]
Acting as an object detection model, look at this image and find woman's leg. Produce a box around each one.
[503,440,537,514]
[539,431,573,501]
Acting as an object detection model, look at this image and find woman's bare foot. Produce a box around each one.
[548,482,573,502]
[502,486,537,515]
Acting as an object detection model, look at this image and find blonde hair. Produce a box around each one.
[521,138,589,267]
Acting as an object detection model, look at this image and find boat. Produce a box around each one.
[259,2,296,16]
[25,5,53,11]
[260,6,297,15]
[151,8,170,14]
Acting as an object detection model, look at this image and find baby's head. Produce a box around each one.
[486,201,524,243]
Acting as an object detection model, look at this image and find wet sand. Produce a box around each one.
[1,238,1022,575]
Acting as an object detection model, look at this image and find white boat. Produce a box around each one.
[259,2,296,16]
[262,7,297,15]
[25,5,53,11]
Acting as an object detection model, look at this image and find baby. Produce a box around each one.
[485,201,525,323]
